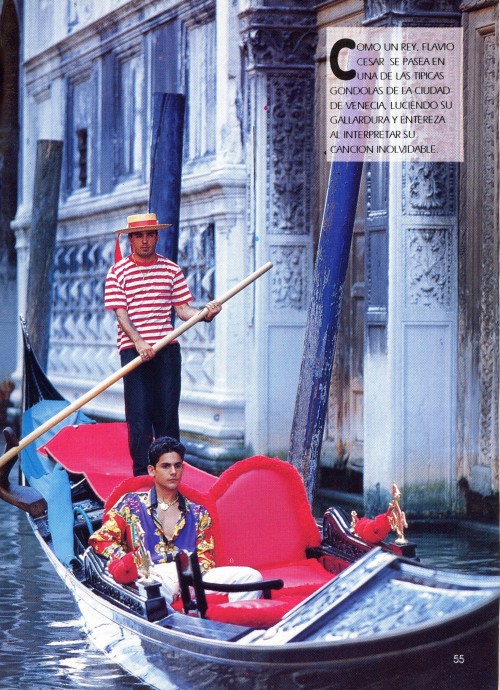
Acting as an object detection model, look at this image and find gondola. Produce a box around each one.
[1,322,499,690]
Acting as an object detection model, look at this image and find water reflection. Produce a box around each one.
[0,499,150,690]
[408,523,500,575]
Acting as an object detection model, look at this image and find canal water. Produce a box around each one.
[0,496,498,689]
[0,499,150,690]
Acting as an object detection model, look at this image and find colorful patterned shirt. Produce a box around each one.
[89,489,215,574]
[104,254,193,351]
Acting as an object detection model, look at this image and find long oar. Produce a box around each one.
[0,261,273,467]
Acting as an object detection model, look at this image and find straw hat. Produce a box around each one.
[115,212,171,234]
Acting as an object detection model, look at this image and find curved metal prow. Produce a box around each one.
[20,315,65,409]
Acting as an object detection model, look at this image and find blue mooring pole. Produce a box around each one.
[149,92,185,263]
[288,160,363,503]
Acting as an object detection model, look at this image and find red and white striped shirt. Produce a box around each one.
[105,255,193,351]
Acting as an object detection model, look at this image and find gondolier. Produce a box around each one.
[89,436,262,603]
[105,213,221,476]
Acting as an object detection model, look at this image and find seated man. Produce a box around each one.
[89,435,262,603]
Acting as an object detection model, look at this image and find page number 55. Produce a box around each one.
[453,654,465,664]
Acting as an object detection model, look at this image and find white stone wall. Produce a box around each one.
[364,163,459,515]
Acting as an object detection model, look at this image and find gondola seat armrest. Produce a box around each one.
[175,550,283,618]
[202,578,284,599]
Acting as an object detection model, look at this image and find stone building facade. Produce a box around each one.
[1,0,498,515]
[317,0,498,518]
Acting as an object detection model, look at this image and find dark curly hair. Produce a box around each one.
[148,436,186,467]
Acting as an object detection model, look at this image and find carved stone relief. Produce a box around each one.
[243,26,317,69]
[240,7,317,70]
[365,0,387,19]
[49,235,118,379]
[365,0,460,22]
[406,227,452,308]
[269,244,307,311]
[402,163,456,216]
[179,325,215,389]
[267,76,313,235]
[177,222,216,388]
[177,222,216,303]
[478,31,499,469]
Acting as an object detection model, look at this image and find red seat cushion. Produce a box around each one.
[207,599,294,628]
[103,455,335,628]
[40,422,133,500]
[260,558,333,593]
[171,596,229,611]
[180,463,217,505]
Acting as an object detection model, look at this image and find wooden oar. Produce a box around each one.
[0,261,273,468]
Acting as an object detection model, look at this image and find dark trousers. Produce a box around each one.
[120,343,181,476]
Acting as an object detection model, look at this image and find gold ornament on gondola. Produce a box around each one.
[387,483,408,545]
[133,523,155,581]
[350,483,409,545]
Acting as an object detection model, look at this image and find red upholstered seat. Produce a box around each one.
[206,456,322,570]
[40,422,133,500]
[103,475,154,520]
[40,422,217,504]
[206,599,295,629]
[260,558,332,592]
[180,462,217,505]
[42,423,338,628]
[171,592,231,611]
[195,456,334,627]
[173,595,296,629]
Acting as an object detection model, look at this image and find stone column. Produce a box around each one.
[363,0,462,515]
[239,1,317,455]
[458,0,499,513]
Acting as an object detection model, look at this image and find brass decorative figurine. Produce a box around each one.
[350,510,359,534]
[133,523,155,581]
[387,483,408,545]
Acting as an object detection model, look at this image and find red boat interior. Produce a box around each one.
[42,423,349,628]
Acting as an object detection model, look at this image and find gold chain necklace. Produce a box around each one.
[158,494,179,511]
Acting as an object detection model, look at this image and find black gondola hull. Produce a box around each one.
[31,514,499,690]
